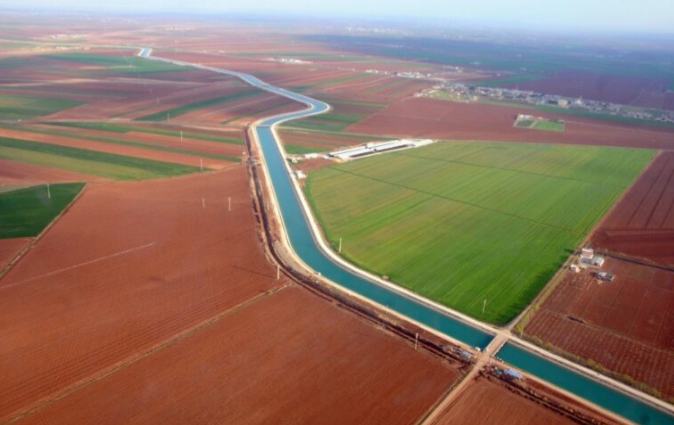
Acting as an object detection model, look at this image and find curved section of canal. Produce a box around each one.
[142,49,674,425]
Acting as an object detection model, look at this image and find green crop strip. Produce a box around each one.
[0,183,84,238]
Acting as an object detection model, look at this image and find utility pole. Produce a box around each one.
[483,299,487,314]
[276,264,280,280]
[414,333,419,350]
[338,238,342,253]
[228,196,231,212]
[46,183,50,199]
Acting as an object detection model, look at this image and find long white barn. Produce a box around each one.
[329,139,435,160]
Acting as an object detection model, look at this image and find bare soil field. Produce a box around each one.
[14,286,460,425]
[159,51,306,75]
[503,71,674,110]
[0,158,102,184]
[180,94,300,126]
[318,61,439,73]
[348,98,674,149]
[278,128,384,151]
[0,168,281,423]
[154,52,423,107]
[371,79,431,98]
[591,152,674,266]
[0,161,464,425]
[0,238,30,270]
[525,258,674,399]
[264,69,356,88]
[433,377,596,425]
[316,74,397,95]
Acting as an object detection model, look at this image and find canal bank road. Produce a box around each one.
[140,49,674,425]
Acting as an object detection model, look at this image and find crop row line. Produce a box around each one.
[397,149,627,189]
[330,167,585,235]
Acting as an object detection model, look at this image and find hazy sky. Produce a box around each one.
[6,0,674,34]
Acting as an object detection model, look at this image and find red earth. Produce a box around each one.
[0,165,462,424]
[0,238,30,270]
[0,168,281,423]
[525,258,674,399]
[432,378,591,425]
[278,128,385,151]
[591,152,674,266]
[347,98,674,150]
[14,286,460,425]
[0,158,103,184]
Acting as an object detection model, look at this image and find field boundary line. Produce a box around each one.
[0,183,87,282]
[0,242,156,291]
[3,284,291,425]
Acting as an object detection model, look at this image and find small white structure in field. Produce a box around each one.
[570,264,581,273]
[581,248,594,259]
[295,170,307,180]
[592,256,605,267]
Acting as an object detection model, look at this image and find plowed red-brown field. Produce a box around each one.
[278,128,383,151]
[525,258,674,398]
[180,94,300,126]
[0,238,30,269]
[0,159,102,184]
[432,378,580,425]
[1,164,462,424]
[14,286,460,425]
[348,98,674,150]
[0,168,280,423]
[591,152,674,266]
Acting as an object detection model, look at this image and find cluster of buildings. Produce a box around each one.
[570,248,614,282]
[420,83,674,124]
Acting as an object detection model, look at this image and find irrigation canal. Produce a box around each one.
[141,48,673,425]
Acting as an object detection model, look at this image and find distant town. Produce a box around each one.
[417,82,674,124]
[266,56,674,125]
